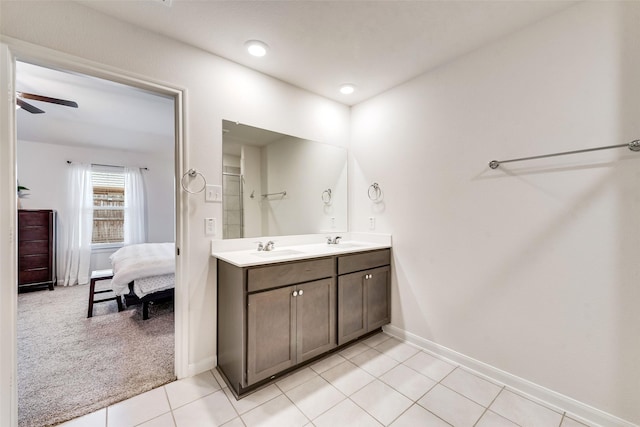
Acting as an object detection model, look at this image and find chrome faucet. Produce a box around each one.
[265,241,275,251]
[256,242,264,251]
[326,236,342,245]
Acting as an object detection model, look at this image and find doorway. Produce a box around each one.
[11,56,184,426]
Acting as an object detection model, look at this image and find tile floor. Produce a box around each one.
[59,332,592,427]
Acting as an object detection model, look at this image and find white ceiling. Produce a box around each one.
[79,0,576,105]
[16,61,175,153]
[16,1,577,153]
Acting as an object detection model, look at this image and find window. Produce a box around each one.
[92,170,125,244]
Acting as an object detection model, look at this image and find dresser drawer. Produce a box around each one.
[248,257,334,293]
[338,249,390,275]
[19,268,50,284]
[19,240,50,255]
[19,226,49,241]
[18,210,50,227]
[19,254,50,270]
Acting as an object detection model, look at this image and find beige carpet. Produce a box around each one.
[18,282,175,427]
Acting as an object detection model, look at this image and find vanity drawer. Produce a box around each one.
[338,249,390,275]
[248,257,334,293]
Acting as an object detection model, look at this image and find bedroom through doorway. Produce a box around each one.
[15,60,178,427]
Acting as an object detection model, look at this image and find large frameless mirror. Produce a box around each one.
[222,120,347,239]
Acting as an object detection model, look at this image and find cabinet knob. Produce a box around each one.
[292,291,298,297]
[299,290,303,296]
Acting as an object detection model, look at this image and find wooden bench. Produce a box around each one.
[87,269,123,318]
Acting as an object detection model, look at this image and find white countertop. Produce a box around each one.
[211,233,392,267]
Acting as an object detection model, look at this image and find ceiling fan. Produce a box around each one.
[16,91,78,114]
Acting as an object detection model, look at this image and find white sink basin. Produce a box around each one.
[253,249,306,258]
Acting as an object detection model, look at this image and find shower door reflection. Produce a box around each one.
[223,168,243,239]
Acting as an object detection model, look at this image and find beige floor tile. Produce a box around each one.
[107,387,171,427]
[339,342,370,359]
[310,353,347,374]
[362,332,391,348]
[241,394,308,427]
[276,367,318,393]
[58,409,106,427]
[351,348,399,377]
[320,360,376,396]
[374,337,420,362]
[379,363,437,401]
[475,410,519,427]
[403,351,456,382]
[350,380,413,425]
[285,375,345,420]
[418,384,485,426]
[220,418,246,427]
[138,413,177,427]
[561,415,591,426]
[223,384,282,415]
[490,389,563,427]
[165,370,221,409]
[313,399,382,427]
[389,404,451,427]
[172,389,237,427]
[440,368,502,407]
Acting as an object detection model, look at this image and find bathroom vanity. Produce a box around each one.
[213,240,391,398]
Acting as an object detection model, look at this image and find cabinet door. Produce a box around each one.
[366,266,390,332]
[296,278,337,363]
[338,272,367,345]
[246,286,296,385]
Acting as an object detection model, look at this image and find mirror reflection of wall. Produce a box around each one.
[222,120,347,239]
[222,157,243,239]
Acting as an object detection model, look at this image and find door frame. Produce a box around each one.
[0,37,189,427]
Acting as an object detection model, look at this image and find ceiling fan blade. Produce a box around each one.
[17,98,45,114]
[18,92,78,108]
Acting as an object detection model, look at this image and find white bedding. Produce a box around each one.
[110,243,175,297]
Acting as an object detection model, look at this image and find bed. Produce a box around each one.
[110,242,175,319]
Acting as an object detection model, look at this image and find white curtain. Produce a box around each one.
[124,167,146,245]
[61,163,93,286]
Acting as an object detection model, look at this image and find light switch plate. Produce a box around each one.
[369,216,376,230]
[205,218,216,235]
[205,184,223,202]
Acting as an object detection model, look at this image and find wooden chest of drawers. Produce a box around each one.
[18,209,56,291]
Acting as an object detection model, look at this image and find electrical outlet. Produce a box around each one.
[369,217,375,230]
[205,185,223,202]
[205,218,216,235]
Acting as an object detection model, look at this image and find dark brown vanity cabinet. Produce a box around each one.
[217,257,336,396]
[247,277,336,384]
[217,248,390,398]
[337,249,391,345]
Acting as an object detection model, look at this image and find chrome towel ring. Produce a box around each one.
[322,188,332,205]
[368,182,383,202]
[180,168,207,194]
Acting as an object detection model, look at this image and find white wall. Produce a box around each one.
[0,0,350,380]
[262,136,348,236]
[17,140,175,274]
[350,1,640,424]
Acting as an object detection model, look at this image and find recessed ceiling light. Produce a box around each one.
[339,84,356,95]
[245,40,268,57]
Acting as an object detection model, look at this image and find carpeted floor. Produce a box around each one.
[18,282,175,427]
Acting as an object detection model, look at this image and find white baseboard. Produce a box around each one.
[383,325,637,427]
[185,356,216,379]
